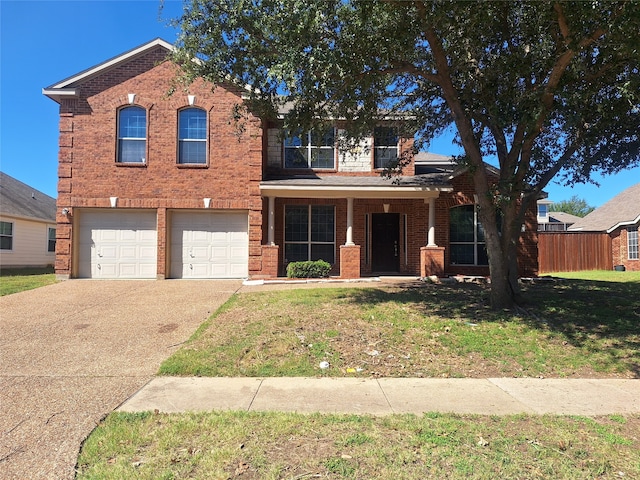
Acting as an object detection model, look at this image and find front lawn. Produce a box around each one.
[159,273,640,379]
[0,267,56,296]
[79,271,640,478]
[76,411,640,479]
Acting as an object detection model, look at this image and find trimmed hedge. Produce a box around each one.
[286,260,331,278]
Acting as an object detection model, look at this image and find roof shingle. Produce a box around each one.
[568,183,640,232]
[0,172,56,222]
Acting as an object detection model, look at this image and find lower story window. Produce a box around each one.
[449,205,488,265]
[628,227,639,260]
[48,227,56,253]
[284,205,335,264]
[0,221,13,250]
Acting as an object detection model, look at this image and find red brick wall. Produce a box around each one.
[54,49,263,277]
[612,226,640,271]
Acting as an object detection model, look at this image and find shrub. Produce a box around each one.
[286,260,331,278]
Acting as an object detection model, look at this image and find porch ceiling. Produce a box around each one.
[260,174,453,199]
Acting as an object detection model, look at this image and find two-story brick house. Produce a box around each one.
[43,38,538,280]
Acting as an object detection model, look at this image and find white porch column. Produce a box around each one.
[268,196,276,245]
[427,197,437,247]
[346,197,355,246]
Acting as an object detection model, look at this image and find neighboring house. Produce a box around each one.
[538,210,582,231]
[567,183,640,271]
[0,172,57,268]
[536,198,553,226]
[42,38,538,280]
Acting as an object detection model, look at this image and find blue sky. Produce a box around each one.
[1,0,638,207]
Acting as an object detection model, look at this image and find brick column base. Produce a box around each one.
[340,245,361,279]
[421,246,445,277]
[260,244,279,278]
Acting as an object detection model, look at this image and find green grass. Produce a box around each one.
[0,266,56,296]
[159,272,640,378]
[76,411,640,479]
[80,271,640,477]
[546,270,640,283]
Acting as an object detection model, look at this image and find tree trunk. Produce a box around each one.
[472,171,523,310]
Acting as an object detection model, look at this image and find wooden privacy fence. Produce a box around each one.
[538,232,612,274]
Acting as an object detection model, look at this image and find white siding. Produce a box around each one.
[337,131,372,172]
[267,128,282,168]
[0,215,56,267]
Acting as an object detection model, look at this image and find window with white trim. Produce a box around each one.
[0,221,13,250]
[374,126,398,169]
[284,205,335,264]
[48,227,56,253]
[284,128,335,169]
[449,205,489,265]
[538,203,548,218]
[628,227,639,260]
[117,106,146,163]
[178,108,207,164]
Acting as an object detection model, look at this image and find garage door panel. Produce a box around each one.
[99,245,118,260]
[79,210,157,279]
[96,229,117,242]
[171,211,248,279]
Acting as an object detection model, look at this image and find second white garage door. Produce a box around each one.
[170,211,249,279]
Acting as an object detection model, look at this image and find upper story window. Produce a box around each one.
[537,203,548,218]
[284,128,335,169]
[117,106,146,163]
[48,227,56,253]
[178,108,207,164]
[374,127,398,169]
[0,221,13,250]
[449,205,488,266]
[628,227,639,260]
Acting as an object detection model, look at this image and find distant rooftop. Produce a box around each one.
[568,183,640,232]
[0,172,56,222]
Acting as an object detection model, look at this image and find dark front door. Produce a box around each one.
[371,213,400,272]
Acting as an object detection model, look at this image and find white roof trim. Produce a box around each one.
[43,39,175,104]
[49,38,175,90]
[260,184,451,199]
[606,214,640,233]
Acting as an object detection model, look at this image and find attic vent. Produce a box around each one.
[31,192,35,199]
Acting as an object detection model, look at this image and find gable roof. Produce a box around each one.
[0,172,56,223]
[43,38,175,103]
[548,211,582,224]
[568,182,640,233]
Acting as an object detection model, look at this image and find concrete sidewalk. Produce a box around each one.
[118,376,640,416]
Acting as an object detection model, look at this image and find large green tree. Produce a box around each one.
[173,0,640,308]
[550,195,596,217]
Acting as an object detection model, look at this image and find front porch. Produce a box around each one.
[258,175,453,279]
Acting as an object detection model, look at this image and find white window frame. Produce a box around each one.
[178,107,208,164]
[284,128,336,169]
[538,203,548,218]
[117,106,147,163]
[628,227,639,260]
[0,220,13,251]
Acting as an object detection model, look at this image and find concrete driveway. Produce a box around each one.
[0,279,241,480]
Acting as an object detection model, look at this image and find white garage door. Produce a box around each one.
[78,210,157,279]
[171,211,248,279]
